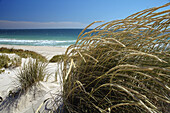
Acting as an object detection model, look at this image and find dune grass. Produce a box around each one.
[16,59,49,92]
[0,54,22,74]
[0,47,47,62]
[49,54,66,63]
[0,54,10,69]
[0,47,46,74]
[0,54,9,74]
[59,3,170,113]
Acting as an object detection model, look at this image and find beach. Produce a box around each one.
[0,44,67,113]
[0,29,76,113]
[0,1,169,112]
[0,45,67,60]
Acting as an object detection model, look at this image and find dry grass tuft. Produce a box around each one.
[16,59,49,92]
[61,3,170,113]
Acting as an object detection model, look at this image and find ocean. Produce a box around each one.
[0,29,92,47]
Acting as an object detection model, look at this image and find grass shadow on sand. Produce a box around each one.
[0,89,23,112]
[0,58,50,112]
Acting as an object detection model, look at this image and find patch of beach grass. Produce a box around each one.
[10,57,22,68]
[49,54,66,63]
[0,58,50,111]
[60,3,170,113]
[0,54,22,74]
[16,59,49,92]
[0,47,47,62]
[0,54,10,69]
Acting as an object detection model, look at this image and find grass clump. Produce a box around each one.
[10,57,22,68]
[60,3,170,113]
[17,59,48,91]
[0,54,22,74]
[0,54,10,69]
[0,47,47,62]
[0,54,9,74]
[49,54,66,63]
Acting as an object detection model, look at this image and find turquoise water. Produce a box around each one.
[0,29,91,47]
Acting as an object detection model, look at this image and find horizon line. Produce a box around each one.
[0,20,100,29]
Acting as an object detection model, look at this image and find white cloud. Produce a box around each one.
[0,20,88,29]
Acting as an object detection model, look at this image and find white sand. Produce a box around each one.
[0,45,66,113]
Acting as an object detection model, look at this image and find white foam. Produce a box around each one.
[0,38,76,46]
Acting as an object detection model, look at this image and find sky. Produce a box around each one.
[0,0,169,29]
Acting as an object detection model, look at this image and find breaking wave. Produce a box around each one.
[0,38,76,47]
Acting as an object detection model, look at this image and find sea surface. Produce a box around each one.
[0,29,92,47]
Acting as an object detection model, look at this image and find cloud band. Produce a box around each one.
[0,20,87,29]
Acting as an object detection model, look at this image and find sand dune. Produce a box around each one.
[0,45,66,113]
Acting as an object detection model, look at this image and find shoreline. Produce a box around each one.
[0,44,67,60]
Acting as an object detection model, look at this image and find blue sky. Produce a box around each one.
[0,0,169,29]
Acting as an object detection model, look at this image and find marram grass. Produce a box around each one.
[60,3,170,113]
[49,54,66,63]
[0,47,47,62]
[0,54,21,74]
[16,59,49,92]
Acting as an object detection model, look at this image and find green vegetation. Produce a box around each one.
[0,69,5,74]
[0,54,10,69]
[16,59,48,91]
[0,47,47,74]
[0,47,47,62]
[11,57,22,67]
[49,54,66,63]
[0,54,22,74]
[59,3,170,113]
